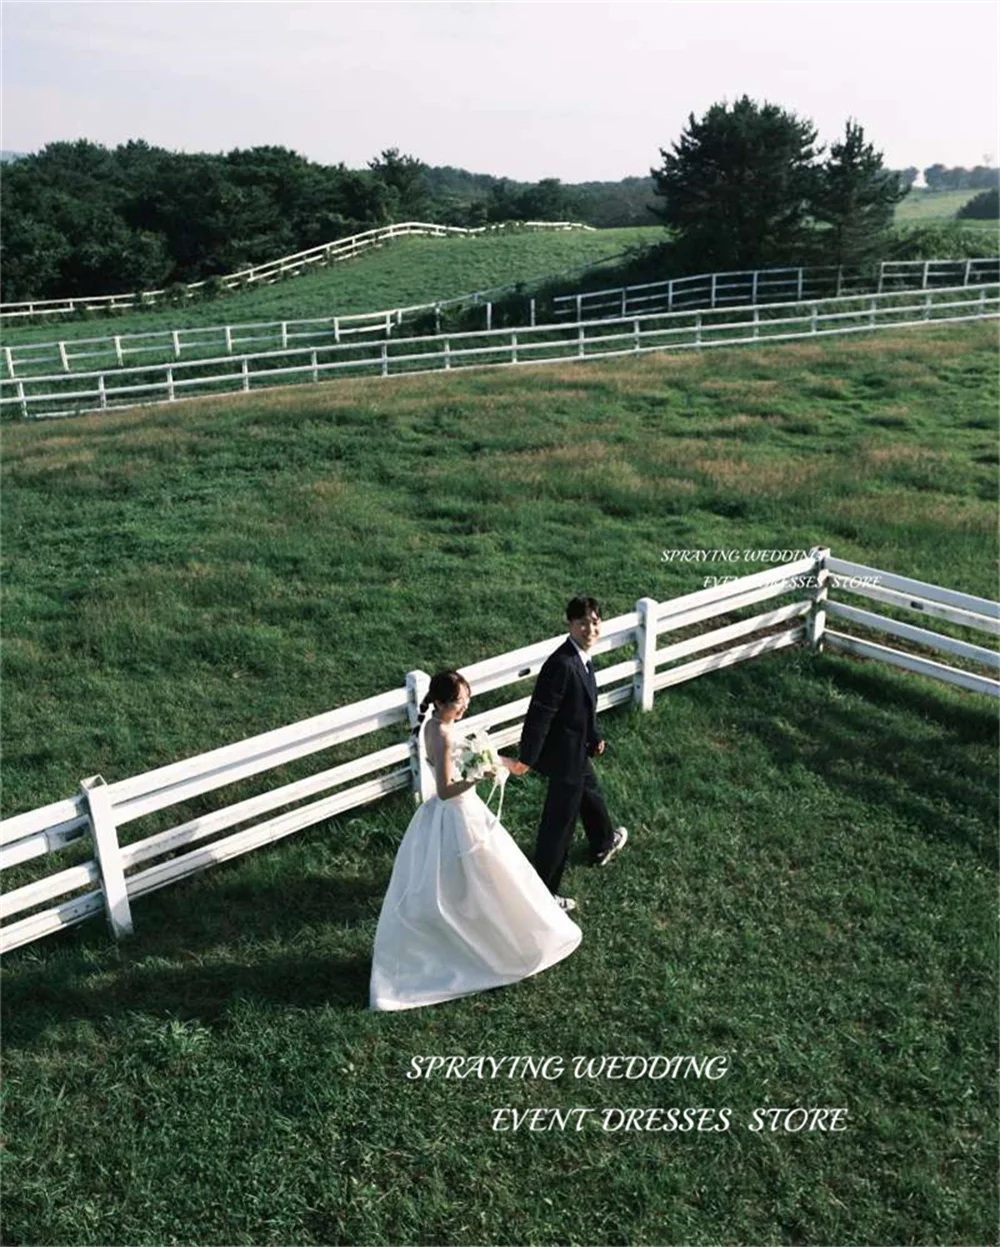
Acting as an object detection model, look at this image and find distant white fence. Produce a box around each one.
[3,283,997,420]
[552,258,1000,320]
[9,255,997,384]
[2,550,996,954]
[0,220,594,322]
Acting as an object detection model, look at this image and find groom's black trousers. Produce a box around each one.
[535,760,613,894]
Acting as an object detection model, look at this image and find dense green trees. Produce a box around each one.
[651,99,905,272]
[1,141,603,301]
[1,140,406,300]
[812,121,906,268]
[924,164,998,191]
[651,97,821,270]
[3,122,993,304]
[956,188,999,219]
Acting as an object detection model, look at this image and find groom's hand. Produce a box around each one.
[595,740,606,756]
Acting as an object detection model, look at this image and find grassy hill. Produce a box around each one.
[3,227,664,348]
[895,187,994,223]
[2,323,997,1244]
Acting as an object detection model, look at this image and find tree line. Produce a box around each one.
[1,101,996,303]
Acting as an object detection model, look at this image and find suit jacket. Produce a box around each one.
[519,638,601,782]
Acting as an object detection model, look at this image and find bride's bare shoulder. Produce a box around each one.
[424,715,448,758]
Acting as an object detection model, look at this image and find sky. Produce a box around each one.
[2,1,998,182]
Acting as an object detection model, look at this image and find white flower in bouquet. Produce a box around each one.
[459,730,505,784]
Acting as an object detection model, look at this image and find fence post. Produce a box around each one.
[80,775,133,941]
[59,342,70,373]
[633,318,641,352]
[17,380,27,418]
[836,267,843,298]
[281,322,288,349]
[620,289,627,317]
[225,326,233,354]
[877,264,885,295]
[922,260,931,289]
[113,335,124,367]
[529,297,536,328]
[753,308,760,339]
[444,339,451,370]
[964,259,972,287]
[710,273,717,309]
[634,597,658,711]
[694,312,702,346]
[172,330,181,359]
[435,304,441,334]
[810,304,818,335]
[405,670,435,805]
[667,280,674,312]
[797,269,804,301]
[486,302,492,332]
[751,270,759,303]
[806,547,830,651]
[576,293,583,321]
[98,374,107,410]
[3,345,13,379]
[166,367,175,401]
[381,343,388,377]
[578,323,585,357]
[511,331,518,364]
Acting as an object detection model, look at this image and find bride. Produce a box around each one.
[369,670,582,1011]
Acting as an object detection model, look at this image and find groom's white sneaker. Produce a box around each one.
[555,896,577,912]
[595,827,628,867]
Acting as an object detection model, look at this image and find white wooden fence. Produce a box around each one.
[3,283,997,420]
[2,550,996,955]
[552,258,1000,321]
[0,220,594,322]
[8,255,996,384]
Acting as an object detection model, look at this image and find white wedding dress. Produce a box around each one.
[369,727,582,1011]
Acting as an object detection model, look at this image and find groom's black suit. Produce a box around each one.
[519,638,614,893]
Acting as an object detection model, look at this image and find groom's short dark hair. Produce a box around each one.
[566,595,601,621]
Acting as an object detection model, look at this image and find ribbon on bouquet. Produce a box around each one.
[482,764,509,827]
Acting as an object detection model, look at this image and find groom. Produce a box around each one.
[519,596,628,911]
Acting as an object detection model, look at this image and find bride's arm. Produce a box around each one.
[428,720,479,801]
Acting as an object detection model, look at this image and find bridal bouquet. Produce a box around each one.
[459,730,505,783]
[459,728,509,822]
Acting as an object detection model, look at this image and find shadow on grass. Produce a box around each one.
[741,654,998,864]
[2,950,372,1048]
[2,866,383,1047]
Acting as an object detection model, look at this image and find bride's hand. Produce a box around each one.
[501,757,530,777]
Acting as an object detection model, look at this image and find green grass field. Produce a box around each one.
[2,323,997,1245]
[895,187,995,225]
[2,228,664,349]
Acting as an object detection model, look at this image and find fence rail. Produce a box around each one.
[4,284,997,420]
[9,255,997,383]
[0,221,594,322]
[2,551,996,955]
[552,258,1000,321]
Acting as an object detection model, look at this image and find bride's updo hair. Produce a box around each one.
[411,670,471,736]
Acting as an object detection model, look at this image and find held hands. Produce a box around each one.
[501,757,531,777]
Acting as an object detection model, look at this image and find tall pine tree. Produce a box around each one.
[813,120,905,270]
[651,96,820,271]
